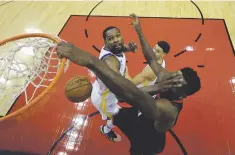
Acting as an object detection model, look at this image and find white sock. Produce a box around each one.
[103,119,114,133]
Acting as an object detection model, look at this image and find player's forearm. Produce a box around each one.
[137,32,163,77]
[139,84,163,96]
[137,33,155,61]
[88,57,140,100]
[118,84,162,102]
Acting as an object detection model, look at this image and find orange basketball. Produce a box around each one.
[65,76,92,102]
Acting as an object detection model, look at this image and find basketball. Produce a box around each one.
[65,76,92,102]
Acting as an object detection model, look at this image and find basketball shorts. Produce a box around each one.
[91,81,121,120]
[113,107,166,155]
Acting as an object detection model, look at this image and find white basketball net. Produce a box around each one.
[0,35,69,116]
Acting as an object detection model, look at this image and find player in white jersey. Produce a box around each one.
[91,26,137,142]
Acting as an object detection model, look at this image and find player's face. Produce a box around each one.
[153,44,166,58]
[104,28,124,54]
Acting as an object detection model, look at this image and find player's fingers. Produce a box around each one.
[134,43,138,50]
[129,42,136,47]
[130,42,138,49]
[168,84,182,88]
[162,74,179,81]
[129,13,135,18]
[55,46,61,54]
[170,72,181,78]
[173,77,184,83]
[130,13,138,21]
[56,42,68,54]
[127,43,134,51]
[162,78,183,86]
[168,73,183,80]
[161,84,172,89]
[56,49,63,59]
[129,43,135,49]
[56,47,69,59]
[57,41,68,48]
[172,71,183,77]
[168,78,183,85]
[131,13,138,19]
[172,83,183,87]
[169,73,187,85]
[163,83,182,89]
[129,14,134,19]
[56,49,64,59]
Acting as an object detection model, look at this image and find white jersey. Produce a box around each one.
[91,46,126,120]
[96,46,126,93]
[137,59,166,88]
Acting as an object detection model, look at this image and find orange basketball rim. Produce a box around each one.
[0,33,66,127]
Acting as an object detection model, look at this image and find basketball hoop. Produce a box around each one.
[0,33,68,127]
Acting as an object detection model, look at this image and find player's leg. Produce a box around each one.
[113,107,143,155]
[142,131,166,155]
[90,83,107,120]
[128,125,166,155]
[91,86,121,142]
[99,117,121,142]
[113,107,165,155]
[99,91,122,142]
[113,107,139,140]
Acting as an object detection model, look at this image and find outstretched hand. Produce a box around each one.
[158,73,185,90]
[156,70,187,88]
[130,13,142,34]
[124,41,138,53]
[56,42,93,66]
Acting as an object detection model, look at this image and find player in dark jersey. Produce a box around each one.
[56,14,201,155]
[113,88,185,155]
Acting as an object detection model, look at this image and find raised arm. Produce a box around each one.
[130,13,164,78]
